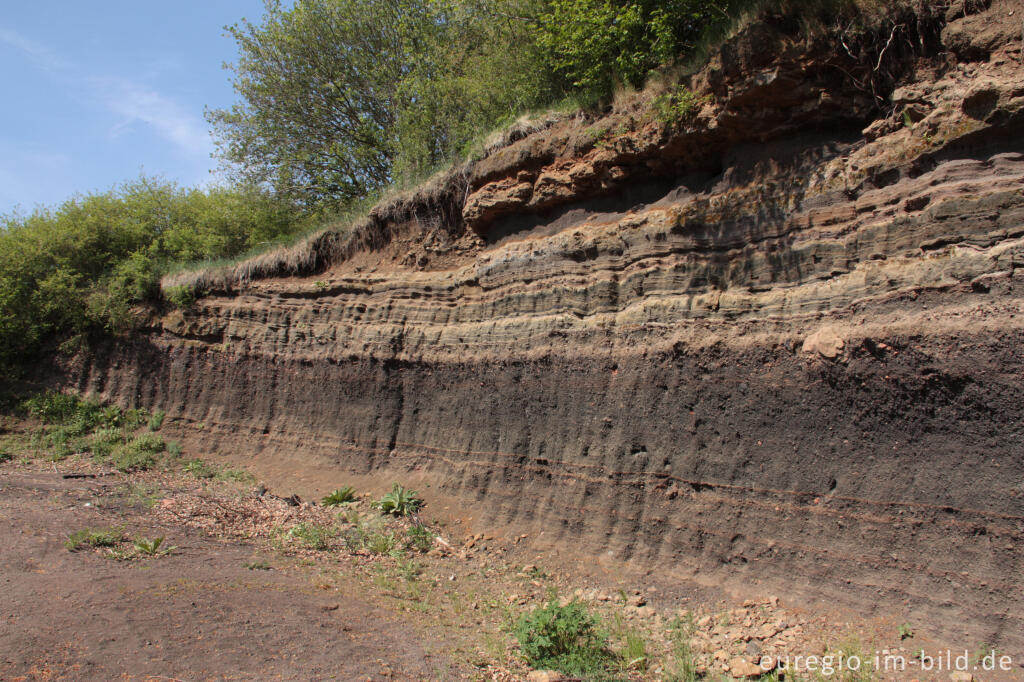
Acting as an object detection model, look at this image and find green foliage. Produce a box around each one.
[183,458,216,479]
[665,615,699,682]
[0,177,306,374]
[111,433,166,472]
[89,427,122,460]
[183,457,252,483]
[164,285,196,309]
[166,440,183,458]
[898,622,914,639]
[133,535,175,556]
[65,527,122,551]
[365,530,399,555]
[244,560,273,570]
[535,0,727,104]
[321,486,356,506]
[0,451,11,463]
[374,483,422,516]
[513,597,612,676]
[406,524,435,553]
[654,86,704,125]
[209,0,560,204]
[148,409,165,431]
[23,391,83,423]
[289,522,336,550]
[620,627,648,671]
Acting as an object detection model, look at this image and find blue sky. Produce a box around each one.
[0,1,268,215]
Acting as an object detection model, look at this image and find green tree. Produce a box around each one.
[208,0,561,205]
[207,0,410,208]
[535,0,727,104]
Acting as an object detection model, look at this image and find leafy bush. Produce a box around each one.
[374,483,422,516]
[23,391,82,424]
[90,427,123,460]
[513,598,612,676]
[164,285,196,309]
[321,486,356,506]
[535,0,727,104]
[0,177,307,374]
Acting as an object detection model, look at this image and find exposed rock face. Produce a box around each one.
[73,3,1024,651]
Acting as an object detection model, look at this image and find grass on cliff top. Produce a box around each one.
[162,0,929,302]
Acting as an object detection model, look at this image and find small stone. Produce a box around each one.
[802,327,845,359]
[729,657,764,678]
[627,594,647,608]
[949,673,973,682]
[527,672,565,682]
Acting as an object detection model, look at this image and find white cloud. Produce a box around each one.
[0,26,69,71]
[0,27,211,158]
[94,76,212,157]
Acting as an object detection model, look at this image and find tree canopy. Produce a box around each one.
[208,0,737,208]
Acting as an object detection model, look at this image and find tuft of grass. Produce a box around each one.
[289,522,335,551]
[374,483,422,516]
[365,530,399,556]
[653,85,704,126]
[65,527,122,551]
[665,614,699,682]
[321,486,356,506]
[406,524,435,553]
[111,433,165,472]
[148,409,166,431]
[124,483,161,509]
[620,626,648,672]
[244,560,273,570]
[183,458,215,479]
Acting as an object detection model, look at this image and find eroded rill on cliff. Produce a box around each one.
[72,2,1024,649]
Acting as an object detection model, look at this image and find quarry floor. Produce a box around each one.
[1,437,1020,681]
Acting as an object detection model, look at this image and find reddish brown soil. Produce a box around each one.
[0,469,454,681]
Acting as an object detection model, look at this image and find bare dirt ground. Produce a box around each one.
[2,416,1021,682]
[0,467,455,681]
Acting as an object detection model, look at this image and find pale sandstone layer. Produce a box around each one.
[74,2,1024,652]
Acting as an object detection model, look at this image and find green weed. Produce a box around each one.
[289,522,335,551]
[65,527,122,551]
[148,409,166,431]
[133,535,176,556]
[406,524,435,553]
[321,486,356,506]
[374,483,422,516]
[513,597,612,677]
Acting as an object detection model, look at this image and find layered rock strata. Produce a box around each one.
[74,2,1024,651]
